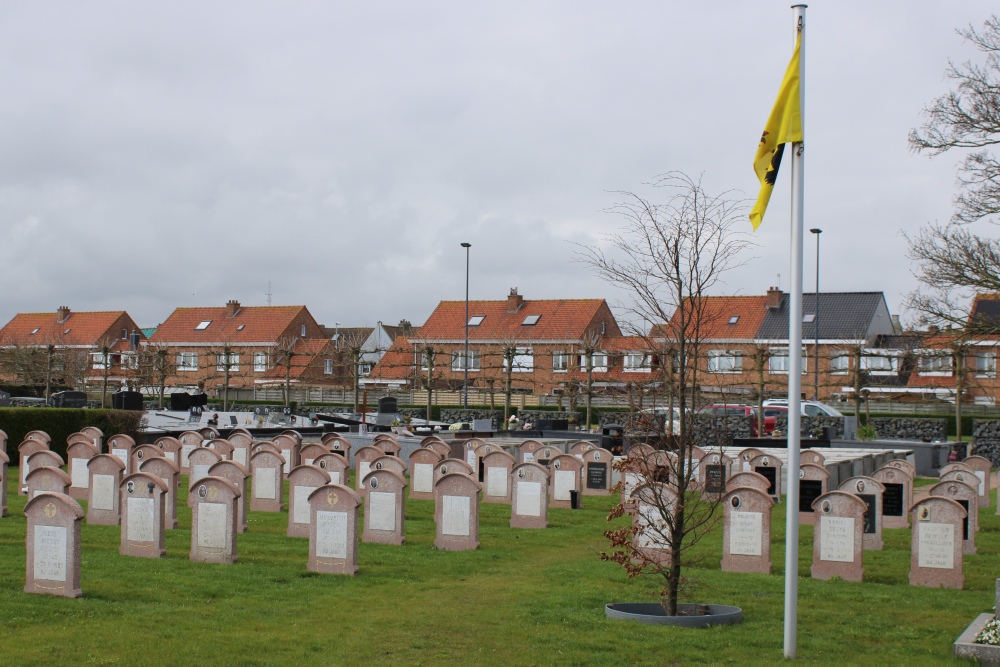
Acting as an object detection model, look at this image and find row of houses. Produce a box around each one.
[2,287,999,405]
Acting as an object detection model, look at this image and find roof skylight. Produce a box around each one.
[237,325,246,331]
[30,327,39,335]
[195,320,212,330]
[803,314,816,323]
[728,315,739,325]
[522,315,541,326]
[468,316,485,326]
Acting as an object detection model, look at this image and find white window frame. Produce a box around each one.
[177,352,198,372]
[120,352,138,370]
[577,352,607,373]
[358,363,372,377]
[507,347,534,373]
[768,348,807,375]
[91,352,109,370]
[861,353,898,375]
[830,351,850,375]
[623,352,650,372]
[917,354,953,376]
[216,353,239,372]
[254,352,267,372]
[552,351,568,373]
[324,358,334,375]
[707,350,742,373]
[451,349,481,372]
[975,352,996,379]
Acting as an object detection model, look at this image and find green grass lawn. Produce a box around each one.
[1,469,997,665]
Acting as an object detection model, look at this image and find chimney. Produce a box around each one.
[399,319,411,335]
[891,314,901,333]
[507,288,524,313]
[56,306,71,323]
[226,299,241,318]
[765,287,783,310]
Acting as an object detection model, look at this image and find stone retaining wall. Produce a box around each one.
[690,414,754,448]
[870,417,947,442]
[972,419,1000,466]
[774,415,845,438]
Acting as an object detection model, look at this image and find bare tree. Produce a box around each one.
[135,342,175,409]
[337,329,371,412]
[579,172,750,616]
[274,335,301,408]
[910,15,1000,225]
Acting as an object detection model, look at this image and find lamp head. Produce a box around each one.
[809,228,822,234]
[461,242,471,248]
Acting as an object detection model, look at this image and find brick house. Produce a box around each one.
[147,300,333,392]
[0,306,146,389]
[368,289,623,394]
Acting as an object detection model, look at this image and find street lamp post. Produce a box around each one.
[809,228,822,402]
[461,242,472,409]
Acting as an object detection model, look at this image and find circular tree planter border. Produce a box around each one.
[605,603,743,628]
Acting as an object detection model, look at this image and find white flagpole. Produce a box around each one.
[784,3,807,660]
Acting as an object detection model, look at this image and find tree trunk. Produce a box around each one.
[586,350,594,433]
[102,354,110,409]
[955,350,965,442]
[284,362,291,407]
[504,352,513,423]
[353,351,361,412]
[45,347,53,401]
[426,353,433,425]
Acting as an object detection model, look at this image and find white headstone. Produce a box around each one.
[819,516,855,562]
[487,467,508,497]
[33,525,67,582]
[729,511,763,556]
[293,486,319,524]
[368,491,396,531]
[516,481,541,517]
[255,471,276,500]
[197,503,227,549]
[127,497,155,542]
[316,510,348,559]
[442,495,471,536]
[412,463,433,493]
[92,474,116,511]
[917,522,955,569]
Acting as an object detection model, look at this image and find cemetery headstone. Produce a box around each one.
[582,447,612,496]
[423,440,451,459]
[272,434,300,477]
[208,460,251,533]
[25,466,71,500]
[548,454,584,509]
[929,480,978,555]
[838,476,886,550]
[482,450,516,504]
[87,454,126,525]
[721,486,774,574]
[738,448,765,473]
[288,465,332,538]
[810,491,867,582]
[67,441,99,500]
[313,453,350,487]
[130,445,163,475]
[798,462,830,526]
[0,450,8,516]
[228,431,255,467]
[370,455,408,478]
[872,464,912,529]
[434,458,474,489]
[462,438,486,472]
[24,451,65,496]
[308,484,362,575]
[250,449,286,512]
[178,430,205,474]
[727,471,773,497]
[187,447,223,504]
[138,456,180,529]
[749,453,783,498]
[631,482,676,567]
[107,434,136,474]
[961,455,992,509]
[119,473,167,558]
[909,496,966,589]
[361,469,408,545]
[434,472,481,551]
[801,449,826,466]
[408,447,443,500]
[189,476,240,564]
[354,446,384,494]
[510,462,549,529]
[701,452,732,498]
[79,426,103,448]
[299,444,328,467]
[517,440,544,465]
[23,430,52,445]
[474,442,501,482]
[18,438,50,495]
[373,437,401,458]
[569,440,595,461]
[24,492,83,598]
[153,437,182,467]
[205,438,235,460]
[323,436,353,460]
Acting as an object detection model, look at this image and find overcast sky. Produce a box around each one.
[0,2,995,333]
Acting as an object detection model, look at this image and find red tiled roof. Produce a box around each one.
[0,310,142,349]
[368,337,418,380]
[652,296,768,340]
[602,336,654,352]
[150,305,319,344]
[416,298,618,341]
[260,339,336,381]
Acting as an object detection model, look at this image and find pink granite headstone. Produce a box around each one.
[130,445,163,475]
[517,440,545,465]
[23,451,65,496]
[250,449,286,512]
[23,430,51,445]
[25,466,71,500]
[178,430,205,474]
[434,473,480,551]
[361,469,408,545]
[872,465,912,529]
[24,492,84,598]
[408,447,443,500]
[308,483,362,575]
[205,438,235,460]
[370,455,408,478]
[314,453,350,487]
[630,482,676,567]
[80,426,103,451]
[939,461,975,478]
[721,486,774,574]
[929,480,978,554]
[737,448,765,473]
[423,440,451,459]
[810,491,867,582]
[299,444,329,467]
[569,440,595,461]
[0,450,8,516]
[549,454,583,509]
[801,449,826,466]
[228,432,254,468]
[749,454,783,498]
[87,454,126,525]
[139,456,180,529]
[323,435,353,461]
[373,436,401,458]
[510,462,549,529]
[434,458,474,489]
[354,446,384,493]
[272,434,300,477]
[956,455,991,508]
[798,463,830,526]
[189,476,240,564]
[582,448,612,496]
[119,473,167,558]
[288,465,332,537]
[727,471,773,497]
[909,496,966,589]
[153,437,182,467]
[106,434,136,474]
[839,476,886,550]
[66,441,99,501]
[208,460,250,533]
[18,438,50,495]
[462,438,486,472]
[482,450,516,504]
[187,447,223,504]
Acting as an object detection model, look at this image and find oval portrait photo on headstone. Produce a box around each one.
[198,485,207,498]
[822,500,831,513]
[370,477,378,489]
[731,495,741,508]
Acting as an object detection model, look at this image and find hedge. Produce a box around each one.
[0,408,145,460]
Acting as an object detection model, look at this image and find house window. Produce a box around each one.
[552,352,568,372]
[121,328,128,340]
[195,321,211,330]
[121,353,138,370]
[862,354,898,374]
[301,324,307,337]
[623,352,650,372]
[708,350,742,373]
[976,353,996,378]
[507,347,534,373]
[358,363,372,376]
[577,353,607,372]
[768,349,807,374]
[420,351,434,371]
[216,354,239,372]
[91,352,109,370]
[324,359,334,374]
[177,352,198,371]
[917,354,953,375]
[451,350,481,372]
[254,352,267,372]
[830,351,850,374]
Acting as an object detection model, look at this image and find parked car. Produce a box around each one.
[695,404,763,437]
[634,406,682,434]
[763,399,843,417]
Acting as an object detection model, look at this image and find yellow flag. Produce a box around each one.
[750,35,803,230]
